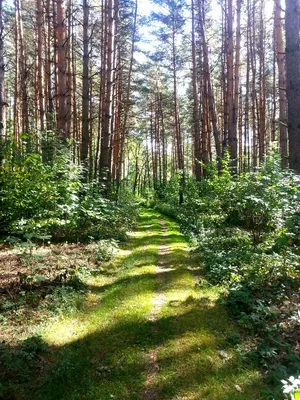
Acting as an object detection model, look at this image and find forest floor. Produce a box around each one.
[0,209,270,400]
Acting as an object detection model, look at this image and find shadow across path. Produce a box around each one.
[0,209,270,400]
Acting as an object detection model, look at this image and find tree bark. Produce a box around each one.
[99,0,114,192]
[192,0,201,181]
[56,0,69,141]
[0,0,4,162]
[81,0,90,177]
[274,0,288,167]
[285,0,300,171]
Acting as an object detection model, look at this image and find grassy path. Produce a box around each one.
[35,209,267,400]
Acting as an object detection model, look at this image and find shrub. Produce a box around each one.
[0,150,138,243]
[95,239,119,262]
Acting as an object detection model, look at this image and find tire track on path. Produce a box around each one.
[142,218,170,400]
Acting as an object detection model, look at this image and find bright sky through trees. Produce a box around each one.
[136,0,274,63]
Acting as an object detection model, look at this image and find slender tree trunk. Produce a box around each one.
[192,0,201,180]
[100,0,114,192]
[198,0,222,167]
[274,0,288,167]
[14,0,21,146]
[244,9,250,171]
[227,0,236,164]
[232,0,242,171]
[221,4,227,152]
[81,0,90,177]
[159,92,167,185]
[172,25,184,203]
[94,0,106,179]
[66,0,72,140]
[116,0,137,198]
[150,102,157,188]
[36,0,45,134]
[258,0,266,163]
[89,58,94,179]
[285,0,300,171]
[56,0,68,141]
[46,0,54,130]
[71,6,78,162]
[250,1,258,168]
[0,0,4,162]
[16,0,29,151]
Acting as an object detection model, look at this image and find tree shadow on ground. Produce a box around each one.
[0,298,270,400]
[0,210,271,400]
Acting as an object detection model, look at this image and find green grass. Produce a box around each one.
[2,208,270,399]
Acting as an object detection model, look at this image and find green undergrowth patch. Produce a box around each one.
[0,149,138,244]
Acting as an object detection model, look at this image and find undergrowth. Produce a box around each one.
[0,147,138,243]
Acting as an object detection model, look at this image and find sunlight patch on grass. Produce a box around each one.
[44,316,96,346]
[15,208,268,400]
[148,212,267,400]
[128,265,157,277]
[41,215,162,349]
[117,248,132,257]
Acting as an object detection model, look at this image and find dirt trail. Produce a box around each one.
[143,219,169,400]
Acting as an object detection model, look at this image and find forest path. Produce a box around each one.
[37,209,266,400]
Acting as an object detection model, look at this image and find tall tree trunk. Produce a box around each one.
[192,0,201,181]
[222,0,228,151]
[66,0,72,139]
[14,0,21,146]
[232,0,242,171]
[172,24,184,203]
[274,0,288,167]
[150,103,157,189]
[250,1,258,168]
[116,0,137,198]
[198,0,222,167]
[227,0,236,164]
[56,0,68,141]
[71,4,78,162]
[285,0,300,171]
[100,0,114,193]
[258,0,266,163]
[244,7,250,171]
[81,0,90,178]
[36,0,45,135]
[94,0,106,179]
[159,92,167,185]
[16,0,29,150]
[0,0,4,162]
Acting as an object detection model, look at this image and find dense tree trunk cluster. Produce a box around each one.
[0,0,299,197]
[0,0,138,193]
[188,0,296,177]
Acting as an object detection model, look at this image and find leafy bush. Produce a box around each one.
[0,150,138,243]
[43,285,86,315]
[95,239,119,262]
[0,335,49,398]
